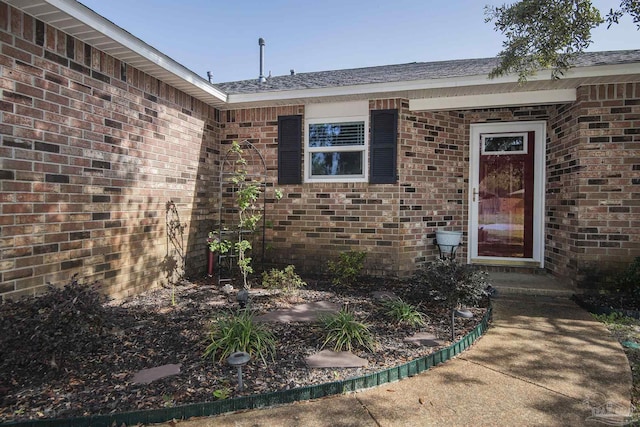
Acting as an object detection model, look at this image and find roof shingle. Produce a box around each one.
[214,50,640,95]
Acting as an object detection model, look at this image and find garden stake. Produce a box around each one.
[451,308,473,342]
[227,352,251,391]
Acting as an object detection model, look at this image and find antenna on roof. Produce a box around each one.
[258,38,266,83]
[206,71,213,83]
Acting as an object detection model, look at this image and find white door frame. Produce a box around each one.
[468,121,546,267]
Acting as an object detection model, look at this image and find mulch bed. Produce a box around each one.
[0,276,487,423]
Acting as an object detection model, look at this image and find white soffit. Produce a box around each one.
[409,89,577,111]
[6,0,227,107]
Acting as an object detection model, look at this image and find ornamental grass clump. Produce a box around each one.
[203,309,276,366]
[320,309,377,353]
[381,298,427,328]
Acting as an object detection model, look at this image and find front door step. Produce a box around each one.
[488,272,577,298]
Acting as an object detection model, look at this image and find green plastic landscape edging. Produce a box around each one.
[2,305,492,427]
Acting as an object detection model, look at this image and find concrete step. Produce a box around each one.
[488,272,577,298]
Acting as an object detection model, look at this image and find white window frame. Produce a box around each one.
[304,101,369,183]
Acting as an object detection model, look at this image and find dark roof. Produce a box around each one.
[214,50,640,95]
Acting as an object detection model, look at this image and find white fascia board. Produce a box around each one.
[410,89,577,111]
[42,0,227,103]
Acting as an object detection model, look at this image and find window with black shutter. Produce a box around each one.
[277,115,302,185]
[369,109,398,184]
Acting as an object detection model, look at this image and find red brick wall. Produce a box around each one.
[220,97,639,282]
[546,101,583,279]
[220,101,470,277]
[398,102,467,272]
[570,83,640,285]
[0,4,219,300]
[221,103,403,276]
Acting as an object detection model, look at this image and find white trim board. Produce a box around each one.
[410,89,576,111]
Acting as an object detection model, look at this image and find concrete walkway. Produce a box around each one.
[159,294,632,427]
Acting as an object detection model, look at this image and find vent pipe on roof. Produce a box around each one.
[258,38,266,83]
[290,69,295,76]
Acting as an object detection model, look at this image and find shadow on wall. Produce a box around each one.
[183,127,220,281]
[162,201,187,285]
[102,197,164,297]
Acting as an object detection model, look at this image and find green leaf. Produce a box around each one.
[485,0,603,82]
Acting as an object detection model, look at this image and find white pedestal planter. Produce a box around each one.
[435,230,462,259]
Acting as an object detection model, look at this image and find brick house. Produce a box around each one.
[1,0,639,300]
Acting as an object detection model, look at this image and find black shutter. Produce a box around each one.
[369,109,398,184]
[277,115,302,185]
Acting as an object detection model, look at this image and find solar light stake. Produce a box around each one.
[227,351,250,391]
[237,289,249,308]
[451,308,473,342]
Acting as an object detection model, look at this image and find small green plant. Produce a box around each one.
[261,265,307,294]
[161,394,174,407]
[593,312,636,326]
[229,142,261,290]
[220,142,285,290]
[320,309,377,352]
[327,251,367,286]
[207,231,233,255]
[381,298,427,327]
[212,386,231,400]
[203,309,276,366]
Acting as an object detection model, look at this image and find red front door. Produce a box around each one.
[477,131,535,258]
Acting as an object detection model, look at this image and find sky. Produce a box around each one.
[78,0,639,84]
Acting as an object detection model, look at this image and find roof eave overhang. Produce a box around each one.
[410,88,577,111]
[6,0,228,107]
[226,63,640,109]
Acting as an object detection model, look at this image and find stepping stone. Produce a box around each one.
[255,301,341,323]
[132,364,181,384]
[404,332,443,347]
[305,350,368,368]
[371,291,398,302]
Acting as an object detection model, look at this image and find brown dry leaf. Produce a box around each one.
[419,396,425,405]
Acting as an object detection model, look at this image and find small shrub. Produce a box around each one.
[320,309,376,352]
[613,257,640,294]
[261,265,307,294]
[381,298,427,327]
[327,251,367,286]
[203,309,276,366]
[412,259,489,309]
